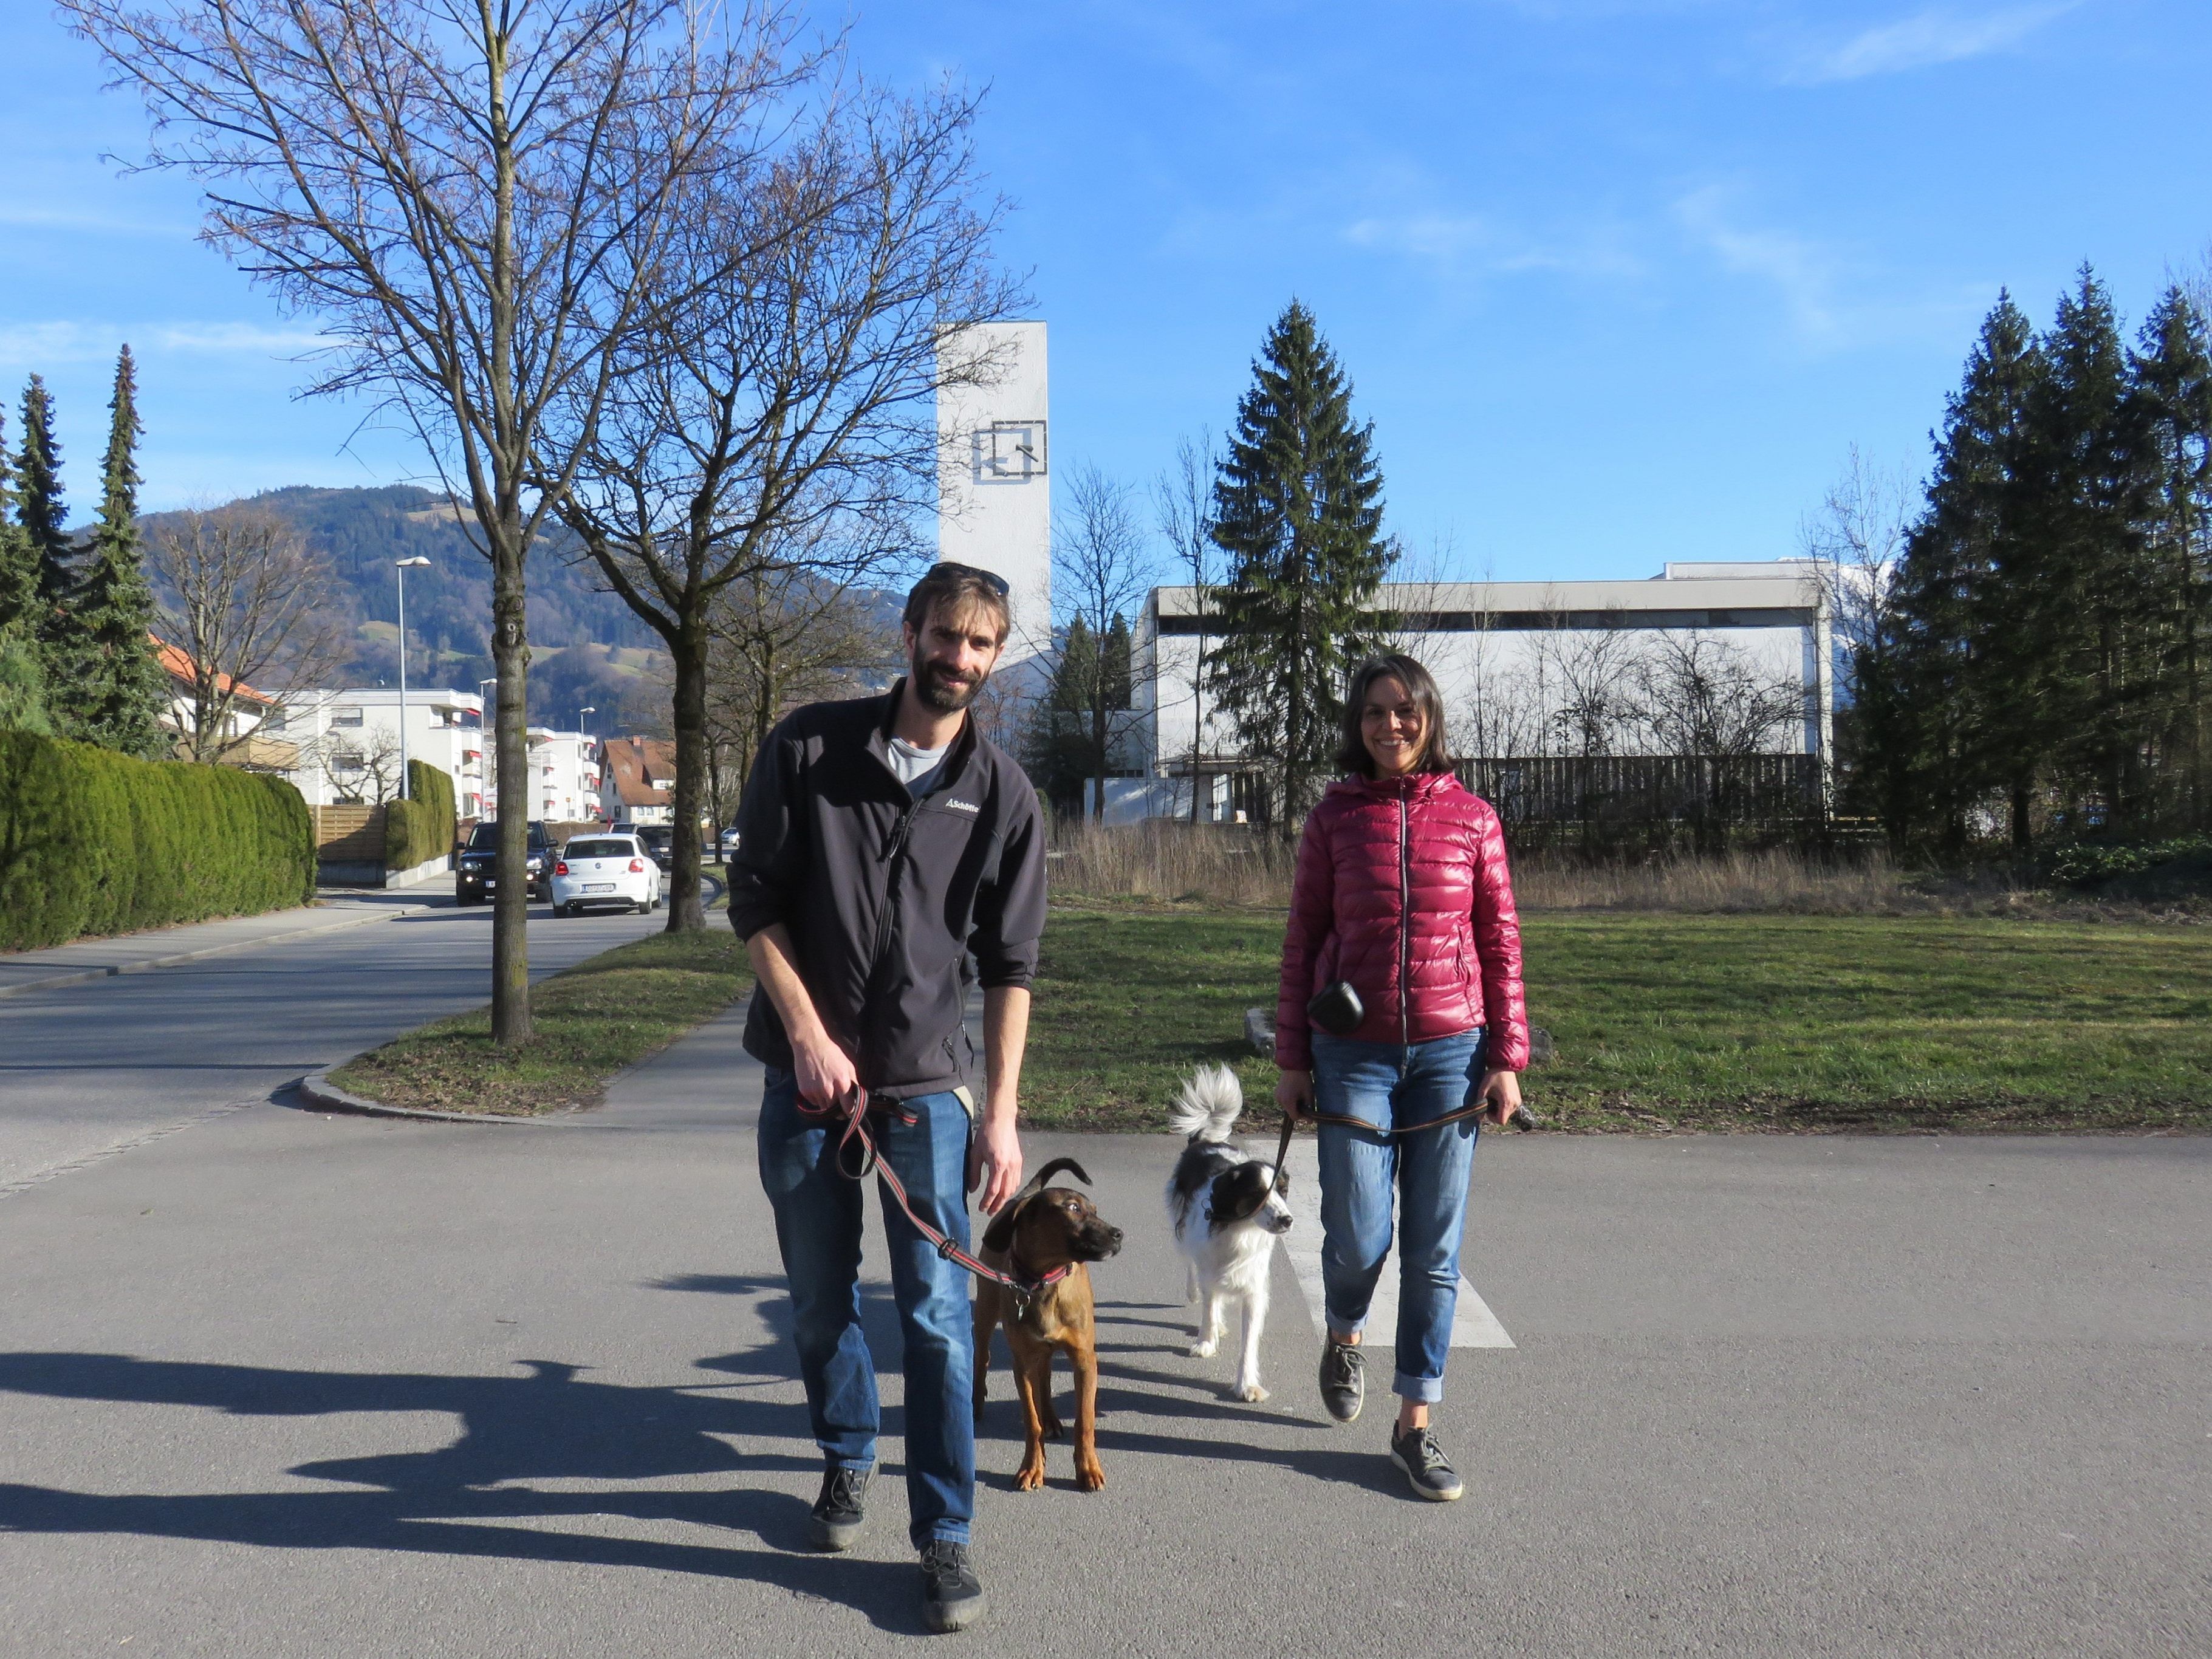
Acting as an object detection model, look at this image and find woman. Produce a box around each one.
[1274,653,1527,1502]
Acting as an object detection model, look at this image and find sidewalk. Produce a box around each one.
[0,878,451,999]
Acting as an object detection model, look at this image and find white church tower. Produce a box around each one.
[936,322,1050,684]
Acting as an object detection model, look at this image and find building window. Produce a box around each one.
[330,706,363,728]
[330,751,364,773]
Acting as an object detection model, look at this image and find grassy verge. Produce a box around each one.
[329,929,750,1116]
[1021,905,2212,1134]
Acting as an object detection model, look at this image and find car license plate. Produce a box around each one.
[583,883,615,893]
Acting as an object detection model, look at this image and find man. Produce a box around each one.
[726,563,1044,1635]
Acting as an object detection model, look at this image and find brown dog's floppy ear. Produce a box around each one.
[982,1192,1035,1255]
[1024,1157,1092,1193]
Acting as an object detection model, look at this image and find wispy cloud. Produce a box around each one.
[1673,185,1846,340]
[1787,3,2078,84]
[0,204,193,238]
[1341,196,1646,284]
[0,319,327,369]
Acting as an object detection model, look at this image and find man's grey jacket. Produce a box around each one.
[725,681,1048,1100]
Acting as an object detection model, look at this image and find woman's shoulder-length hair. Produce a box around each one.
[1334,654,1459,779]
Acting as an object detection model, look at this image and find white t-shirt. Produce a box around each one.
[886,734,951,798]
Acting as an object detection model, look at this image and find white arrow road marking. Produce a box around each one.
[1259,1135,1515,1349]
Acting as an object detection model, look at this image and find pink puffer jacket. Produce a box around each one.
[1274,771,1529,1073]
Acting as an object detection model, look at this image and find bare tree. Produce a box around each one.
[63,0,806,1042]
[147,507,349,764]
[555,83,1021,929]
[1153,431,1214,820]
[1799,444,1908,663]
[1053,464,1156,821]
[1631,631,1802,760]
[1528,610,1642,758]
[705,549,895,823]
[324,725,405,806]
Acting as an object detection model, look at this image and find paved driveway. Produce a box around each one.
[0,1000,2203,1655]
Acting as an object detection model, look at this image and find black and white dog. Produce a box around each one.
[1164,1064,1293,1402]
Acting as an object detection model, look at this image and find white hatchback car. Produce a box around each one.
[550,834,663,916]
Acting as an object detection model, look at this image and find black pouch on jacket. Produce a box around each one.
[1306,979,1366,1038]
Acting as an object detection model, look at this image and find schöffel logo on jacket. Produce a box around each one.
[945,798,981,813]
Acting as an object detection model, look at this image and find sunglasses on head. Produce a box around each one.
[928,561,1010,597]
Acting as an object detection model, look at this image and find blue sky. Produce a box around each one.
[4,0,2208,581]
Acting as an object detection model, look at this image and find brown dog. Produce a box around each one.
[971,1157,1125,1492]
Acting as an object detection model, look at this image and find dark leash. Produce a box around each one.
[1269,1098,1538,1197]
[797,1083,1072,1310]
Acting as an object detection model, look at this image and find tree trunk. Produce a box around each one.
[489,528,532,1045]
[665,615,710,931]
[1091,697,1107,822]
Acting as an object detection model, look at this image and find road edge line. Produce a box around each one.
[0,903,438,1001]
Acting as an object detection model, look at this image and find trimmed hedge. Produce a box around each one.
[1,729,316,952]
[385,759,456,873]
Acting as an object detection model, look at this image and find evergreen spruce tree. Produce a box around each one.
[1020,616,1097,815]
[0,408,35,634]
[1207,301,1394,828]
[63,347,171,757]
[0,398,56,734]
[2127,284,2212,830]
[1881,291,2043,855]
[16,377,74,612]
[2026,268,2159,835]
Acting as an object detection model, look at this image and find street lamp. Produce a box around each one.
[394,557,432,801]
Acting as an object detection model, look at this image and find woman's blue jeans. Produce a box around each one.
[756,1067,974,1547]
[1310,1030,1484,1404]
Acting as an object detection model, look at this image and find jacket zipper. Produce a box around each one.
[1397,792,1410,1044]
[869,802,919,988]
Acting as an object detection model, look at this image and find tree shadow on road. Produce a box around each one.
[0,1349,929,1633]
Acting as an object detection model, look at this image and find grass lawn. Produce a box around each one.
[1021,905,2212,1133]
[330,929,750,1116]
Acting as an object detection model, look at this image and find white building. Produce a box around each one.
[936,321,1051,682]
[1125,560,1835,824]
[507,728,603,824]
[278,687,488,816]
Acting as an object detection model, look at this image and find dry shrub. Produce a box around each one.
[1048,820,1295,907]
[1512,848,1923,914]
[1045,821,2208,920]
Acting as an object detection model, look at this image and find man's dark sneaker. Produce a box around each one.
[919,1539,987,1633]
[807,1465,871,1551]
[1389,1423,1465,1502]
[1318,1339,1366,1423]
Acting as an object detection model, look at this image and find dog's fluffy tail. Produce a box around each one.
[1166,1063,1244,1143]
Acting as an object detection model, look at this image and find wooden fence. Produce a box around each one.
[1457,754,1825,840]
[310,804,384,864]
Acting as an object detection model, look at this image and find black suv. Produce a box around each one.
[614,822,677,875]
[455,820,555,903]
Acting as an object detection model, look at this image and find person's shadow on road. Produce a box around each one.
[0,1332,931,1632]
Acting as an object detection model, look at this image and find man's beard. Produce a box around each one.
[911,645,987,714]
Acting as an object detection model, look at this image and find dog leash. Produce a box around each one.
[798,1084,1073,1308]
[1269,1098,1537,1197]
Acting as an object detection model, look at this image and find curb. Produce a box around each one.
[296,1067,558,1126]
[0,903,437,1001]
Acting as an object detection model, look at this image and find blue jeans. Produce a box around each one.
[756,1067,975,1547]
[1310,1030,1484,1404]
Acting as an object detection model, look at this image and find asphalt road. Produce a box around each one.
[1,966,2206,1656]
[0,888,671,1193]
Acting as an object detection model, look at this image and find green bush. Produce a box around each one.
[0,729,315,952]
[384,759,456,873]
[2046,835,2212,888]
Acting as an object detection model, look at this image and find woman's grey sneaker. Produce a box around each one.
[808,1465,871,1551]
[919,1539,987,1633]
[1318,1339,1365,1423]
[1389,1424,1465,1502]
